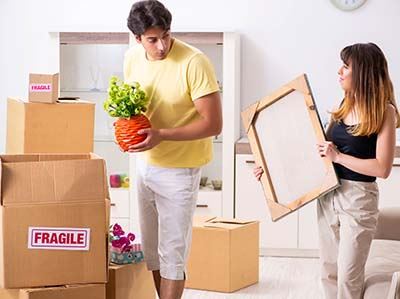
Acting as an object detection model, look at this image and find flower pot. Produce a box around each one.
[114,114,151,152]
[110,247,144,265]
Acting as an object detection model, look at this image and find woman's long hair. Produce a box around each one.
[331,43,400,136]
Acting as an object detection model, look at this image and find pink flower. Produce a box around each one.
[112,223,125,237]
[127,233,135,242]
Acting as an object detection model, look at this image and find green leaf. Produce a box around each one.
[103,76,149,118]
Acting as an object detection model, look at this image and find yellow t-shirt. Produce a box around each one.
[123,38,220,168]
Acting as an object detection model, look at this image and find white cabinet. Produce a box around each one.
[235,154,299,252]
[235,152,319,257]
[377,158,400,208]
[235,149,400,257]
[298,201,319,250]
[195,188,222,216]
[59,31,240,235]
[109,188,131,231]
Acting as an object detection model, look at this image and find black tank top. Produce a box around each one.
[330,121,377,182]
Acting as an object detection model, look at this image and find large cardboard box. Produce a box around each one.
[0,284,105,299]
[186,216,259,293]
[6,98,95,154]
[0,154,109,288]
[106,262,155,299]
[29,73,59,104]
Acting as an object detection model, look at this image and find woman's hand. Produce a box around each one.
[317,141,340,163]
[253,166,264,181]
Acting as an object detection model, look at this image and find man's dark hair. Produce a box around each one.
[127,0,172,36]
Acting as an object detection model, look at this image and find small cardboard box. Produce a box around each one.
[29,73,59,104]
[6,98,94,154]
[186,216,259,293]
[0,284,105,299]
[106,262,155,299]
[0,154,109,288]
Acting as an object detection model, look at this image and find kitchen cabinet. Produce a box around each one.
[235,139,400,257]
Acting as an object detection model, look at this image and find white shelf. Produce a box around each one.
[109,187,129,192]
[94,135,115,142]
[61,88,108,93]
[199,186,222,193]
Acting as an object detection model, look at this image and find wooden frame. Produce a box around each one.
[241,74,339,221]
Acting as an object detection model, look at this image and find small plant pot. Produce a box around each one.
[200,176,208,187]
[110,248,144,265]
[212,180,222,190]
[114,114,151,152]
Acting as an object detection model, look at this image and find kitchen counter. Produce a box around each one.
[235,137,400,159]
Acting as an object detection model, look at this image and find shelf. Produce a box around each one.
[109,187,129,192]
[94,135,115,142]
[199,185,222,193]
[61,88,108,93]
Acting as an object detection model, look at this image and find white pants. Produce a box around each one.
[136,158,201,280]
[318,179,379,299]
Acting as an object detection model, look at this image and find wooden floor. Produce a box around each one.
[183,257,322,299]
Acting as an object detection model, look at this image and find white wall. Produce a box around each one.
[1,0,400,152]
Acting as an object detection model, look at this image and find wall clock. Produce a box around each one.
[330,0,367,11]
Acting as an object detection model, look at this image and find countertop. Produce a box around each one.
[235,137,400,161]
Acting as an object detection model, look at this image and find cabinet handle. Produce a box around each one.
[110,203,116,207]
[196,204,209,208]
[245,160,255,164]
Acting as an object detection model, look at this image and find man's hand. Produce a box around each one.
[128,128,163,152]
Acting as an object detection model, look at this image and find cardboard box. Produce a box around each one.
[6,98,95,154]
[29,73,59,104]
[185,216,259,292]
[0,284,105,299]
[0,154,109,288]
[107,262,155,299]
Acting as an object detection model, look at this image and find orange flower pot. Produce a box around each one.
[114,114,151,152]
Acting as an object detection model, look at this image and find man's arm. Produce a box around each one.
[128,91,222,152]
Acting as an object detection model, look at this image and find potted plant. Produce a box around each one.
[103,76,151,152]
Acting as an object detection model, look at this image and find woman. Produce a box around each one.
[254,43,399,299]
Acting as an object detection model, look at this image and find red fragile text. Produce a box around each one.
[34,231,85,245]
[30,84,51,91]
[28,227,90,250]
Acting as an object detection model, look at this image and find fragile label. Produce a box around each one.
[28,227,90,251]
[30,83,52,92]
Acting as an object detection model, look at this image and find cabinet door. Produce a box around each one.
[235,154,298,249]
[109,188,130,218]
[377,161,400,208]
[195,189,222,216]
[298,201,319,249]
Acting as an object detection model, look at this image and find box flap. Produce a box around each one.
[203,218,257,230]
[57,99,94,105]
[0,154,107,206]
[210,217,256,225]
[7,97,26,104]
[192,215,216,227]
[0,154,91,163]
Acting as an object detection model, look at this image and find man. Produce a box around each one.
[124,1,222,298]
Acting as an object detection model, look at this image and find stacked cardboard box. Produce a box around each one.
[6,98,94,154]
[0,284,105,299]
[28,73,59,104]
[106,262,155,299]
[0,154,109,298]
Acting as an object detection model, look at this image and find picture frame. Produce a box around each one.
[241,74,339,221]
